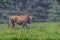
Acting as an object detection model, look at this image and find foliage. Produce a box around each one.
[0,0,60,23]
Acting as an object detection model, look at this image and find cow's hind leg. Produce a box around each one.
[8,23,11,28]
[23,23,25,28]
[11,22,15,29]
[8,23,9,27]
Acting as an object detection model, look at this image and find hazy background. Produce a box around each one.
[0,0,60,23]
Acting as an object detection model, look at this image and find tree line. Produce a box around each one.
[0,0,60,23]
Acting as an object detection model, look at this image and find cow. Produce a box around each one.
[8,15,33,28]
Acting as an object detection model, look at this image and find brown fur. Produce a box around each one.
[8,15,33,28]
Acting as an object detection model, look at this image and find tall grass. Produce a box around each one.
[0,22,60,40]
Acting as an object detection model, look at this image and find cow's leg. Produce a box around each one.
[23,23,25,28]
[8,24,10,27]
[8,20,11,28]
[8,17,11,27]
[8,23,11,27]
[26,23,30,29]
[22,22,27,28]
[11,22,15,28]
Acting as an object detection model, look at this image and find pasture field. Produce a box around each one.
[0,22,60,40]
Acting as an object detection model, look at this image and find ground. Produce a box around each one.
[0,22,60,40]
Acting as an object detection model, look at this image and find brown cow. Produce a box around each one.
[8,15,33,28]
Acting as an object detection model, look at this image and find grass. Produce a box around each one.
[0,22,60,40]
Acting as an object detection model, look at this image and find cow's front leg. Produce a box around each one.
[26,23,30,29]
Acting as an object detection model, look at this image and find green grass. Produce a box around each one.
[0,22,60,40]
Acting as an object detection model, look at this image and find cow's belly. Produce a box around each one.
[16,22,23,25]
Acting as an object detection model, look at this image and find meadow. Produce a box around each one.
[0,22,60,40]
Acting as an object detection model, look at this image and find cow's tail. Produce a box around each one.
[8,16,11,27]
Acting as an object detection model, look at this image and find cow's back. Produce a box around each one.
[16,15,28,24]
